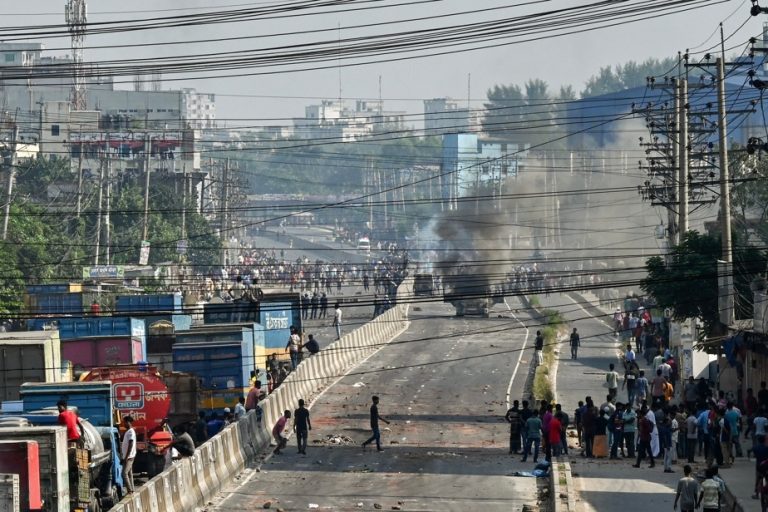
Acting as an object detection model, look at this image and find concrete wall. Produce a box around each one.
[110,277,413,512]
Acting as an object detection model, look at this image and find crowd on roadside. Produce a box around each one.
[505,323,768,511]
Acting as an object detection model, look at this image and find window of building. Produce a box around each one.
[51,125,60,136]
[4,54,15,63]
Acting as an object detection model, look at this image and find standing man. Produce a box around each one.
[121,416,137,494]
[234,396,246,421]
[521,409,542,463]
[294,399,311,455]
[362,396,390,452]
[504,400,522,454]
[57,400,83,447]
[633,406,655,468]
[272,410,291,455]
[673,465,700,512]
[534,330,544,367]
[246,380,263,412]
[686,408,698,463]
[606,363,619,400]
[286,328,301,369]
[569,328,580,360]
[332,302,343,340]
[635,370,649,406]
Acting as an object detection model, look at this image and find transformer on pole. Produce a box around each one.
[65,0,87,110]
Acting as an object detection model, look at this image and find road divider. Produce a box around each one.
[110,277,413,512]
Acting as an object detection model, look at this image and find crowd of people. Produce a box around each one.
[504,313,768,511]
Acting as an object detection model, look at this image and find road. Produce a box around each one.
[211,297,544,512]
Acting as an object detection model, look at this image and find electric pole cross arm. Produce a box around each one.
[751,0,768,16]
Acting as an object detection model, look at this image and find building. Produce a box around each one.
[293,99,407,141]
[440,133,528,209]
[424,98,477,135]
[0,43,216,131]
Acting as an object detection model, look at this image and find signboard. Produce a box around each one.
[114,382,144,409]
[139,240,151,266]
[82,265,125,280]
[176,239,188,255]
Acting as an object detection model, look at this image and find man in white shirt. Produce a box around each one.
[121,416,137,494]
[606,363,620,399]
[332,303,342,340]
[624,344,636,365]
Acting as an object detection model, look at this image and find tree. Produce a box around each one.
[641,231,768,336]
[482,84,524,137]
[581,57,678,97]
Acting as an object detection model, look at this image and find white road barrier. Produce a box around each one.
[110,277,413,512]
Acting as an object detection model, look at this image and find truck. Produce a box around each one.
[173,323,265,413]
[413,273,437,297]
[81,365,199,477]
[0,331,68,402]
[1,380,124,511]
[442,274,503,318]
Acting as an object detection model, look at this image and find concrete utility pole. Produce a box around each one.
[142,137,153,241]
[93,152,105,265]
[104,155,111,264]
[677,78,689,238]
[75,127,84,218]
[1,124,18,241]
[717,56,734,325]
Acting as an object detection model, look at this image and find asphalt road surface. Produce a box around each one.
[211,297,544,512]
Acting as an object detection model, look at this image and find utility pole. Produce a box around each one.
[93,154,105,265]
[717,56,734,325]
[1,124,18,241]
[220,158,229,240]
[75,126,83,218]
[104,153,111,264]
[142,136,152,241]
[677,78,689,238]
[180,163,187,263]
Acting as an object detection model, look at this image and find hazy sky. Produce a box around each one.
[1,0,761,124]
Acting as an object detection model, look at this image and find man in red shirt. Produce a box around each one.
[548,415,562,459]
[245,380,262,412]
[57,400,83,446]
[272,410,291,455]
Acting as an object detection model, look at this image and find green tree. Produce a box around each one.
[482,84,524,136]
[641,231,768,336]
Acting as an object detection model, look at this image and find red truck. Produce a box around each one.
[81,364,199,476]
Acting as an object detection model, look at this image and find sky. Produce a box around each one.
[1,0,763,125]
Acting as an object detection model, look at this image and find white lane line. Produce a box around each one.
[505,298,530,409]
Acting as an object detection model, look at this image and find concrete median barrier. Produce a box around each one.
[113,277,412,512]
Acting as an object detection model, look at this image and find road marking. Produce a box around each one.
[505,298,530,409]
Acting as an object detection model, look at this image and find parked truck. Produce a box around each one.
[80,364,200,477]
[0,330,68,402]
[0,380,124,511]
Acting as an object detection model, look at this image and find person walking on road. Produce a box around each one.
[674,465,700,512]
[534,330,544,366]
[332,303,343,340]
[121,416,137,494]
[633,406,655,468]
[362,396,390,452]
[521,409,542,463]
[505,400,522,454]
[635,370,649,406]
[294,399,311,455]
[606,364,619,399]
[698,467,722,512]
[569,328,580,359]
[272,410,291,455]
